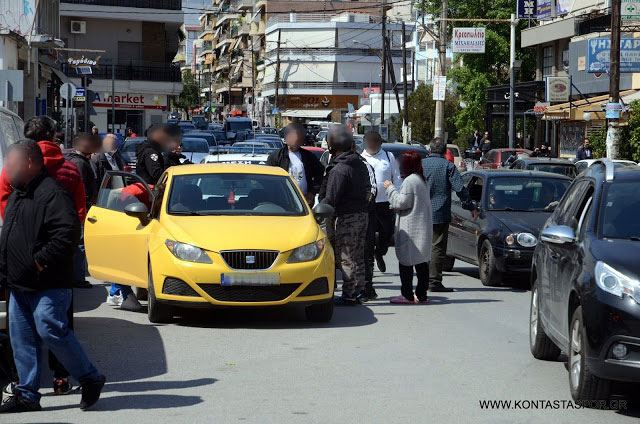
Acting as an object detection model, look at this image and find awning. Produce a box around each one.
[543,90,636,121]
[51,68,73,85]
[280,109,332,118]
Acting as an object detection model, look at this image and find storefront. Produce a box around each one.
[278,94,359,124]
[91,92,168,135]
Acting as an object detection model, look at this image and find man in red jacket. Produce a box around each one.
[0,116,87,397]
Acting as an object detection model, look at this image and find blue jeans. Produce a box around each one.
[73,244,88,283]
[109,283,133,299]
[9,289,100,402]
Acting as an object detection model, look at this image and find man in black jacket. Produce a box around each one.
[266,123,324,203]
[135,124,173,185]
[0,140,105,413]
[93,133,125,185]
[322,126,371,306]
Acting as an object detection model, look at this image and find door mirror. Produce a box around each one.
[312,203,335,221]
[540,225,576,245]
[124,202,150,225]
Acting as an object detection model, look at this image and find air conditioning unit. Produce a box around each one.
[70,21,86,34]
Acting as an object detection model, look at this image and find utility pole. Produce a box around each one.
[433,0,448,139]
[111,62,116,133]
[274,29,282,117]
[251,36,256,122]
[508,13,517,148]
[228,53,232,115]
[380,0,387,126]
[402,21,409,139]
[608,0,622,159]
[82,75,89,133]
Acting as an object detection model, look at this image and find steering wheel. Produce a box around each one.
[253,202,286,213]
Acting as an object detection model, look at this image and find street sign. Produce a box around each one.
[587,37,640,73]
[73,87,86,102]
[605,102,623,119]
[517,0,537,19]
[59,82,77,101]
[452,27,486,54]
[75,65,93,75]
[432,76,447,101]
[623,0,640,21]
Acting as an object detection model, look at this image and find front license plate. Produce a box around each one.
[221,273,280,286]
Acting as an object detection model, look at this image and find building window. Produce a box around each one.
[543,46,554,76]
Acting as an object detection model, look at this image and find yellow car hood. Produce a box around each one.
[162,214,320,253]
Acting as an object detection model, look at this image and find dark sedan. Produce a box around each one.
[510,157,577,178]
[320,142,427,167]
[447,170,571,286]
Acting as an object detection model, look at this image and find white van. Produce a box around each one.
[0,107,23,330]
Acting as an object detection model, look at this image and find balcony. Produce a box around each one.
[61,0,181,9]
[61,61,182,82]
[232,0,254,10]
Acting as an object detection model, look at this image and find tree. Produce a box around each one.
[393,84,460,144]
[174,70,200,116]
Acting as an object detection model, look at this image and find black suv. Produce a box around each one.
[530,159,640,403]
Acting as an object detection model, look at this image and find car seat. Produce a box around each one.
[175,184,205,211]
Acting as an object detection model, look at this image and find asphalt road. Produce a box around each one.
[8,253,640,424]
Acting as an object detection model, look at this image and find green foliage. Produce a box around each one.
[394,84,460,144]
[626,101,640,161]
[174,70,200,116]
[588,127,607,159]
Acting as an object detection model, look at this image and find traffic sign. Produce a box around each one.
[75,65,93,75]
[73,87,86,102]
[59,82,77,101]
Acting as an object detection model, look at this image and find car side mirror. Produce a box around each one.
[312,203,334,222]
[124,202,150,225]
[540,225,576,245]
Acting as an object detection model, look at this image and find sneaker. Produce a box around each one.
[53,378,75,395]
[0,393,41,413]
[119,295,143,312]
[429,283,454,292]
[390,295,416,304]
[415,296,429,304]
[356,291,369,303]
[375,254,386,273]
[364,286,378,300]
[1,382,16,406]
[334,296,358,306]
[80,374,106,411]
[106,293,124,306]
[74,280,93,289]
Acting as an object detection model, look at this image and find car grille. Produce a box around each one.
[198,284,300,302]
[220,250,278,270]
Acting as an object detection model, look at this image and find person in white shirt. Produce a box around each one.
[360,132,402,299]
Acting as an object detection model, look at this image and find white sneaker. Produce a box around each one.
[106,293,124,306]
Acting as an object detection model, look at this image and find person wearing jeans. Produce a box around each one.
[384,151,433,304]
[0,140,105,412]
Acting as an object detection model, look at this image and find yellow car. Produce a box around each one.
[84,164,336,323]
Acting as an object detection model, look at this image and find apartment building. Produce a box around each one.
[59,0,184,134]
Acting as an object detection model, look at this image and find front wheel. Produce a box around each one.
[569,306,611,403]
[478,240,502,287]
[147,265,174,324]
[529,282,560,360]
[305,300,334,322]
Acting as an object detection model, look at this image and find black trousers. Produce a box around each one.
[47,293,73,379]
[399,262,429,301]
[364,202,395,284]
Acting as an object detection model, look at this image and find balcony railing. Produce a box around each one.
[265,48,403,58]
[262,81,412,91]
[61,0,182,10]
[61,62,182,82]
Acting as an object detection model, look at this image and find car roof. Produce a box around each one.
[168,163,288,176]
[582,160,640,182]
[468,168,572,180]
[516,157,574,165]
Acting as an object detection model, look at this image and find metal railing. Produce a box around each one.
[61,0,182,9]
[61,62,182,82]
[265,48,403,58]
[267,13,381,25]
[262,81,412,91]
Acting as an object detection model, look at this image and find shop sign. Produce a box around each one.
[546,76,570,102]
[587,37,640,73]
[93,93,167,110]
[452,27,486,54]
[534,101,550,114]
[282,95,358,109]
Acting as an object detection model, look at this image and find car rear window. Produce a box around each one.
[530,164,577,178]
[487,177,570,212]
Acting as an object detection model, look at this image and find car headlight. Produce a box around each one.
[595,261,640,303]
[288,239,325,263]
[165,240,212,263]
[505,232,537,247]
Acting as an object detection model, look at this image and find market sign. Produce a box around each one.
[546,76,570,102]
[452,28,486,54]
[587,37,640,73]
[92,93,167,110]
[517,0,537,19]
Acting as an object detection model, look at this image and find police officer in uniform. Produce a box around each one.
[135,124,173,185]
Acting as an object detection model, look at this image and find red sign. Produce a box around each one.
[93,93,167,110]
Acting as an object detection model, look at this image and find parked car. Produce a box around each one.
[184,130,219,151]
[446,169,571,286]
[254,133,284,147]
[233,141,273,149]
[530,160,640,403]
[510,157,577,178]
[208,122,223,131]
[0,107,23,332]
[446,143,466,172]
[191,115,209,130]
[176,121,196,134]
[224,117,254,142]
[478,148,532,169]
[118,137,147,172]
[316,130,328,147]
[302,146,325,161]
[84,164,336,323]
[574,158,638,174]
[180,137,210,164]
[203,146,276,165]
[257,127,279,135]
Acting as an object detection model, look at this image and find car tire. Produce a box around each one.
[529,281,560,360]
[443,255,455,272]
[147,265,173,324]
[569,306,611,403]
[135,287,148,302]
[478,240,502,286]
[305,300,334,323]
